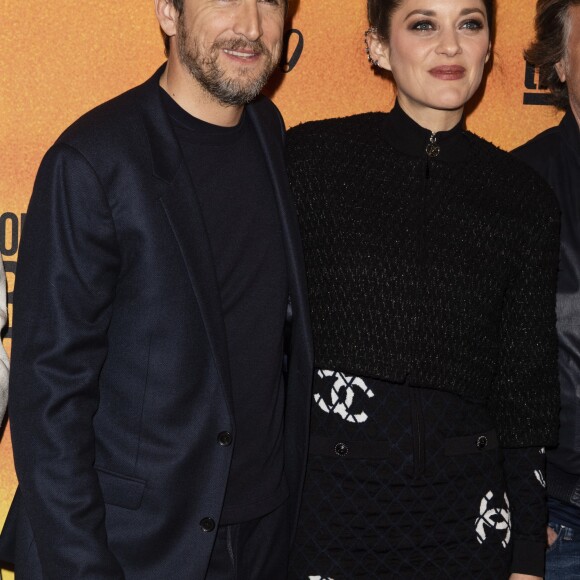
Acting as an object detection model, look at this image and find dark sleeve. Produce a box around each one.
[0,258,8,426]
[487,179,560,448]
[9,143,124,578]
[504,446,548,576]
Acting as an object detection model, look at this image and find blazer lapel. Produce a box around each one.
[248,101,313,377]
[136,68,233,407]
[247,101,300,288]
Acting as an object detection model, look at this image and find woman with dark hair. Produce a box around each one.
[513,1,580,577]
[287,1,560,578]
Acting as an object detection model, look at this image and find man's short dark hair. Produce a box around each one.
[160,0,288,58]
[525,0,580,110]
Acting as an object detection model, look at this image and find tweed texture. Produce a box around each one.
[286,109,560,447]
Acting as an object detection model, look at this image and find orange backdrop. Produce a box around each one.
[0,1,563,576]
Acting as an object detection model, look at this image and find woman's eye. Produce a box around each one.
[461,19,484,30]
[411,20,434,31]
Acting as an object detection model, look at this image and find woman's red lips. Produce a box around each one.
[429,66,466,80]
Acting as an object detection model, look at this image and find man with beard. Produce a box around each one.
[0,1,313,578]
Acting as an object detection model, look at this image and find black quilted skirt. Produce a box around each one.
[289,371,513,579]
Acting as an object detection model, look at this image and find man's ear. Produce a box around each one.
[155,0,179,40]
[367,31,391,71]
[555,58,567,83]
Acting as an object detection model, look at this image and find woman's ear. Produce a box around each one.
[366,30,391,71]
[485,41,492,64]
[365,28,391,70]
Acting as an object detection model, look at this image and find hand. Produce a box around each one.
[547,524,558,547]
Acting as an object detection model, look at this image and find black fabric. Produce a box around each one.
[383,100,471,162]
[161,89,288,524]
[290,372,547,578]
[502,446,549,575]
[206,501,290,580]
[286,105,560,447]
[513,112,580,510]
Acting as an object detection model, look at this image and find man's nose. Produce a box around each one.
[233,1,263,41]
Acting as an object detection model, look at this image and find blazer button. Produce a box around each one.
[218,431,233,446]
[335,442,349,456]
[476,435,488,450]
[200,517,216,533]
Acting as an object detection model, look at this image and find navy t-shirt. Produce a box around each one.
[160,89,288,524]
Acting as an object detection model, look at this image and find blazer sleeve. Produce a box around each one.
[9,143,125,578]
[0,257,9,426]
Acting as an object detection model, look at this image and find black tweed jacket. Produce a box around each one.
[287,103,560,447]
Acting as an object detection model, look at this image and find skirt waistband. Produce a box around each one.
[309,429,499,460]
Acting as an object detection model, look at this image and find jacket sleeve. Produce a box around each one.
[503,446,548,576]
[0,258,8,426]
[487,177,560,574]
[488,179,561,448]
[9,143,125,578]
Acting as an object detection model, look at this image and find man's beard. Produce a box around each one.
[177,20,279,106]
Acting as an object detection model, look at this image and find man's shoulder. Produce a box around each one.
[55,68,162,154]
[511,123,563,173]
[247,94,285,135]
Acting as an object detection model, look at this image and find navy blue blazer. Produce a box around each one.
[0,66,313,579]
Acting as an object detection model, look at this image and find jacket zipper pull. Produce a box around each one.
[425,132,440,179]
[426,132,440,158]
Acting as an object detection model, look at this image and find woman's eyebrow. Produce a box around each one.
[403,7,486,22]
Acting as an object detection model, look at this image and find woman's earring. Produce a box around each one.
[365,28,380,68]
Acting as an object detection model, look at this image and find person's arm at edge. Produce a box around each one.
[9,143,124,578]
[0,257,8,427]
